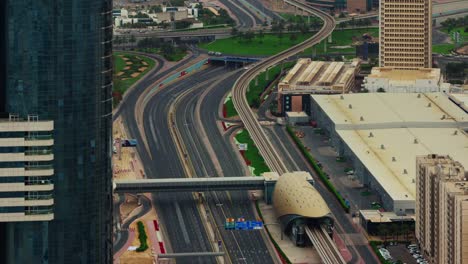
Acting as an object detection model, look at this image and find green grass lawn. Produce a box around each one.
[235,129,270,176]
[224,97,238,117]
[223,61,294,117]
[303,27,379,55]
[432,43,455,54]
[113,52,156,106]
[200,28,378,56]
[279,13,321,24]
[442,26,468,37]
[200,33,313,56]
[246,62,295,107]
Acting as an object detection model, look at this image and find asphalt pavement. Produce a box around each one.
[175,68,276,264]
[114,50,219,263]
[218,0,258,28]
[141,67,228,264]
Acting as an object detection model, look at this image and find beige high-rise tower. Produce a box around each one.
[379,0,432,69]
[416,154,468,264]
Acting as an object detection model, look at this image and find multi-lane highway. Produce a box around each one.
[173,68,276,263]
[113,51,219,263]
[141,66,228,263]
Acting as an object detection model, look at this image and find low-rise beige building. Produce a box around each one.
[416,155,468,264]
[279,58,360,94]
[363,67,450,93]
[278,58,360,114]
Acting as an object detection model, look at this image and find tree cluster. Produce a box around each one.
[339,17,372,30]
[441,15,468,33]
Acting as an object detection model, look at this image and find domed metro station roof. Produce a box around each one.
[272,172,332,230]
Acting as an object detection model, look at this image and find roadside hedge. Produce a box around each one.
[255,201,292,264]
[136,221,149,252]
[369,241,392,264]
[286,125,350,213]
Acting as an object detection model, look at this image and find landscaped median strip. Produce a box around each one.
[233,129,270,176]
[286,125,351,213]
[113,52,156,107]
[223,92,238,118]
[136,221,149,252]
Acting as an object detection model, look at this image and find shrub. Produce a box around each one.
[136,221,149,252]
[370,241,392,264]
[286,125,350,213]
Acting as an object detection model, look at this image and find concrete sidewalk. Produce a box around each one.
[257,198,322,264]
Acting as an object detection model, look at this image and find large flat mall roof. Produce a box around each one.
[312,92,467,128]
[311,92,468,202]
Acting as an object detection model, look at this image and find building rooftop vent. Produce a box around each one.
[427,102,431,107]
[360,116,364,121]
[348,104,352,109]
[392,157,396,162]
[340,95,344,100]
[380,144,385,150]
[369,132,374,138]
[403,169,407,174]
[414,138,418,144]
[417,93,421,98]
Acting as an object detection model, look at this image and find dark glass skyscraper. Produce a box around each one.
[1,0,113,263]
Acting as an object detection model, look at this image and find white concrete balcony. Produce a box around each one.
[0,198,54,207]
[0,137,53,147]
[24,198,54,207]
[0,167,54,177]
[0,152,54,162]
[24,167,54,176]
[25,137,54,147]
[0,183,53,192]
[0,120,53,132]
[0,212,54,222]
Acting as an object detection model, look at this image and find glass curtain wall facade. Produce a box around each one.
[2,0,113,263]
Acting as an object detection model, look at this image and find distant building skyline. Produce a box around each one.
[379,0,432,69]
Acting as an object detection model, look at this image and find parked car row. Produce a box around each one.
[408,244,427,264]
[208,51,222,56]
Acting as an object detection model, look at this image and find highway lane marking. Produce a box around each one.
[149,114,160,151]
[174,201,191,245]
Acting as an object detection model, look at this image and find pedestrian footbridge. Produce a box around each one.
[113,172,315,204]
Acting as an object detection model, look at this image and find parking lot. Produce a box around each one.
[299,126,381,213]
[386,244,418,264]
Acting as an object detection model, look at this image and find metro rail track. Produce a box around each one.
[232,0,335,175]
[231,1,346,263]
[305,226,346,264]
